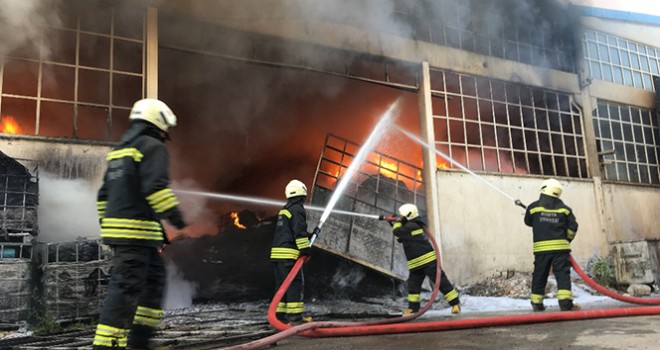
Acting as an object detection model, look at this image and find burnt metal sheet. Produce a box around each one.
[308,188,407,280]
[307,134,426,281]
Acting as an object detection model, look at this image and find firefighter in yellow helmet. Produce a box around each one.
[270,179,313,325]
[381,203,461,314]
[93,99,187,350]
[524,178,580,312]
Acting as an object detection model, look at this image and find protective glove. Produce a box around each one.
[379,215,399,222]
[166,208,187,229]
[299,247,311,257]
[567,229,576,242]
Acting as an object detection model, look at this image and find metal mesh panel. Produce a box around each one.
[309,134,426,280]
[0,259,32,322]
[37,239,111,322]
[0,153,39,240]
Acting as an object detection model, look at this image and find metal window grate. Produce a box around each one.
[326,0,576,72]
[312,133,426,214]
[307,133,422,280]
[592,100,660,184]
[429,69,588,178]
[0,2,145,141]
[584,30,660,91]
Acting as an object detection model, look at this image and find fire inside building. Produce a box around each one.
[1,0,660,348]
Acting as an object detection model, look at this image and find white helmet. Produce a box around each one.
[540,178,563,198]
[285,179,307,198]
[129,99,177,132]
[398,203,419,220]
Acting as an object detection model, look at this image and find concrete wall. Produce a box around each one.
[1,137,110,242]
[0,137,109,187]
[435,171,608,285]
[582,17,660,49]
[602,183,660,242]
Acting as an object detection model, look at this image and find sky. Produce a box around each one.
[570,0,660,16]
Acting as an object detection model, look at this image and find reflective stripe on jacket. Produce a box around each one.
[392,218,436,271]
[270,196,308,261]
[97,123,181,247]
[524,194,579,254]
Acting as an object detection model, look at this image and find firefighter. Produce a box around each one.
[93,99,187,350]
[524,178,580,312]
[270,179,313,325]
[382,203,461,315]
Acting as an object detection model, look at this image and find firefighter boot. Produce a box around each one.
[559,300,581,311]
[451,304,461,314]
[531,302,546,312]
[287,315,313,326]
[127,346,172,350]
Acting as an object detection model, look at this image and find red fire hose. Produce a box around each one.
[223,227,445,349]
[223,231,660,349]
[570,255,660,304]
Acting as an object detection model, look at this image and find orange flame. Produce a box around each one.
[378,158,398,179]
[0,115,21,134]
[231,212,246,229]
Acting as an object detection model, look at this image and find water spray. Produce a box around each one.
[311,98,402,244]
[396,127,527,209]
[175,189,380,220]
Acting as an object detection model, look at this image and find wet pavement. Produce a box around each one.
[265,313,660,350]
[2,295,659,349]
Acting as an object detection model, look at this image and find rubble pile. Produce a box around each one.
[462,270,532,298]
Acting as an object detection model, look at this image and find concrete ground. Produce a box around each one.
[269,314,660,350]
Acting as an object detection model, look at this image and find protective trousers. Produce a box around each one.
[531,251,574,309]
[272,260,304,322]
[93,245,165,349]
[407,262,459,312]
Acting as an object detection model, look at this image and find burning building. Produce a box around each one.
[1,0,660,325]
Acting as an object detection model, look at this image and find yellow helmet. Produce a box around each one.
[540,178,563,198]
[129,99,177,132]
[398,203,419,220]
[285,179,307,198]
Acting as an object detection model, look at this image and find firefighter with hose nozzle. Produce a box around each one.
[270,179,313,325]
[380,203,461,315]
[524,178,580,312]
[93,99,187,350]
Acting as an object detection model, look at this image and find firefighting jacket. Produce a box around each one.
[96,122,185,248]
[392,217,436,272]
[270,196,309,261]
[524,194,578,254]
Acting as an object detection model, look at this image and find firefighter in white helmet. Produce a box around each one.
[270,179,313,325]
[524,178,580,312]
[93,99,186,350]
[380,203,461,314]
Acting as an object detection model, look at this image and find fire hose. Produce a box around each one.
[222,211,660,349]
[222,221,445,350]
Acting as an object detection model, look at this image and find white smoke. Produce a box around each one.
[0,0,61,61]
[332,264,366,289]
[163,261,198,309]
[36,171,100,242]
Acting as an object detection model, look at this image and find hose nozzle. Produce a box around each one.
[379,215,399,222]
[309,226,321,246]
[514,199,527,209]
